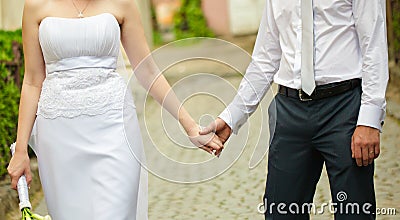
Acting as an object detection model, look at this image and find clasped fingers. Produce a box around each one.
[195,133,224,156]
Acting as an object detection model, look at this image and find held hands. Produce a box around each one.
[187,125,224,156]
[199,118,232,156]
[7,147,32,190]
[351,125,380,167]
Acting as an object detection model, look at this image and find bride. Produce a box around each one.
[7,0,223,219]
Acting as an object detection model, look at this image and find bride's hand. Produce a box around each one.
[187,125,224,156]
[7,149,32,190]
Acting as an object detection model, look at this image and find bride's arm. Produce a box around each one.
[119,1,223,153]
[7,0,46,189]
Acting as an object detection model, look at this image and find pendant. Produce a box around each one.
[78,12,84,18]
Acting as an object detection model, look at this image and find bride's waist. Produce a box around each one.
[45,68,122,86]
[37,68,134,119]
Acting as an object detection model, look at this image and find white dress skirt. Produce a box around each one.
[29,13,148,220]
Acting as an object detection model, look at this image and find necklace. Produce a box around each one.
[71,0,92,18]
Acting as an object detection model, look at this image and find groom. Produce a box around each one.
[201,0,388,219]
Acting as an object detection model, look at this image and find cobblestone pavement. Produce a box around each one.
[26,37,400,220]
[141,81,400,220]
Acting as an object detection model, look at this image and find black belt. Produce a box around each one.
[278,79,361,101]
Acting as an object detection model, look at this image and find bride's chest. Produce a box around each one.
[38,13,121,61]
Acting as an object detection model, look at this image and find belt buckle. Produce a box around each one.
[298,89,312,101]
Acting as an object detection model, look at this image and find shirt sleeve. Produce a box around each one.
[219,1,282,134]
[353,0,389,131]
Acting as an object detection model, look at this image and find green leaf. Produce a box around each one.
[0,30,23,178]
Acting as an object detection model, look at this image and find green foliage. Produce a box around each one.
[173,0,214,40]
[0,65,20,178]
[0,30,23,178]
[150,4,164,46]
[153,30,164,47]
[0,29,22,61]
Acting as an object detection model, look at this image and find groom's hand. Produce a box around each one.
[200,118,232,155]
[351,125,380,167]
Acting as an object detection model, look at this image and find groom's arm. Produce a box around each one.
[353,0,389,131]
[219,2,282,134]
[351,0,389,166]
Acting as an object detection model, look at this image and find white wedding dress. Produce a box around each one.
[29,13,148,220]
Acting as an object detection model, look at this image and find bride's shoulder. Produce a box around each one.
[24,0,50,24]
[112,0,140,23]
[24,0,50,17]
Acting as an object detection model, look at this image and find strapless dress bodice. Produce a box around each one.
[37,13,132,119]
[39,13,120,73]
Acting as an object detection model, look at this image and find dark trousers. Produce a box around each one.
[264,86,376,219]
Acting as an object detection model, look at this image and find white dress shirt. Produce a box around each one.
[220,0,389,134]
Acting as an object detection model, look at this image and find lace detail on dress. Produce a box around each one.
[37,68,132,119]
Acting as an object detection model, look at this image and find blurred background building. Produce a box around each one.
[152,0,265,36]
[203,0,265,35]
[0,0,24,30]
